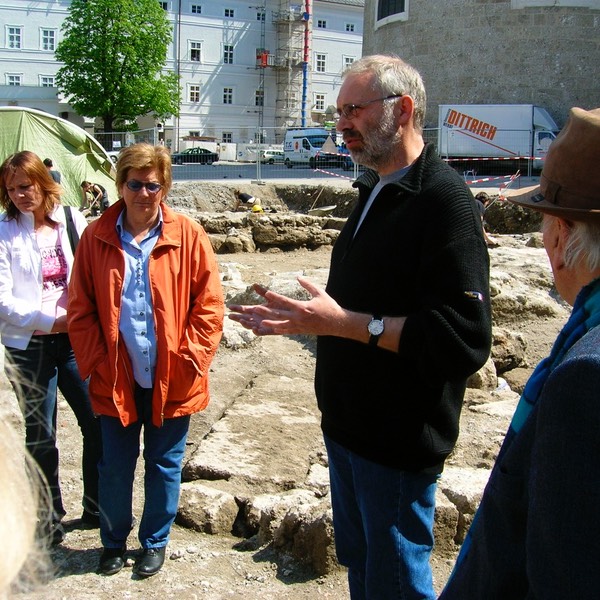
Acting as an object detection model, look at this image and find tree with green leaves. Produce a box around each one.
[55,0,180,133]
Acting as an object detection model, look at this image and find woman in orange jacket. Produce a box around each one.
[68,143,224,578]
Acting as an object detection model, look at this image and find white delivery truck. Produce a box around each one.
[437,104,559,171]
[284,127,351,169]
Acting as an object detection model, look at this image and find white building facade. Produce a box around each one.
[0,0,363,149]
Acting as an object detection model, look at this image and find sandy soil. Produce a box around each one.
[8,243,564,600]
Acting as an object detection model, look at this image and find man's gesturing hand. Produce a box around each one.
[228,276,348,337]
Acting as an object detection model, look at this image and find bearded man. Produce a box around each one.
[229,54,492,600]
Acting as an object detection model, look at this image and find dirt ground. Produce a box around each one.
[11,243,564,600]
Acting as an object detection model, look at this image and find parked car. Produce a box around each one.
[260,149,284,164]
[171,147,219,165]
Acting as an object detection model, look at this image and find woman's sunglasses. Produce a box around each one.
[126,180,162,194]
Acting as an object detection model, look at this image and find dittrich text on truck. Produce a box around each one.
[437,104,559,174]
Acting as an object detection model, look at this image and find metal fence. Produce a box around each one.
[95,127,159,153]
[99,126,542,185]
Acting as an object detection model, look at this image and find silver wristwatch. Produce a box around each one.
[367,315,385,347]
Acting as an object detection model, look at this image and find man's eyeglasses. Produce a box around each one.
[334,94,404,121]
[126,180,163,194]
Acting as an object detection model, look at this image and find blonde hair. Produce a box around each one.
[0,418,49,595]
[116,143,172,196]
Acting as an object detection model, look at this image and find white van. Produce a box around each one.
[284,128,336,168]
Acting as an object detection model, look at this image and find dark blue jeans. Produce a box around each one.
[4,333,102,521]
[99,384,190,550]
[325,435,438,600]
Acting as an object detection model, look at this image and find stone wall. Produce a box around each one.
[362,0,599,128]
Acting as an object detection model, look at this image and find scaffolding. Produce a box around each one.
[269,1,311,130]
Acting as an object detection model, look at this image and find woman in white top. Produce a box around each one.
[0,151,102,545]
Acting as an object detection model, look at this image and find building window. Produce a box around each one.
[189,84,201,103]
[191,4,201,13]
[257,10,266,21]
[158,1,168,10]
[41,29,56,51]
[190,41,202,62]
[314,93,325,112]
[224,8,234,18]
[223,87,233,104]
[377,0,408,21]
[344,56,355,70]
[223,44,233,64]
[255,89,264,106]
[6,74,22,86]
[7,26,22,49]
[345,23,355,32]
[189,131,200,137]
[222,132,233,143]
[39,75,56,87]
[315,53,326,73]
[317,20,327,28]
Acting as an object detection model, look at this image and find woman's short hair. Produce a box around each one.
[0,151,62,220]
[116,143,172,196]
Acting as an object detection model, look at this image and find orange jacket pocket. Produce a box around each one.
[168,352,203,401]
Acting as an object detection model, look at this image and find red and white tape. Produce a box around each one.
[465,174,515,185]
[444,156,545,162]
[498,171,522,200]
[313,168,354,180]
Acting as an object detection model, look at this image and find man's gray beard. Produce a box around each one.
[349,108,400,171]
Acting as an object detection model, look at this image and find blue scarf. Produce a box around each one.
[445,276,600,583]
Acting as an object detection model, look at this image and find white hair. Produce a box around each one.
[343,54,427,132]
[543,215,600,271]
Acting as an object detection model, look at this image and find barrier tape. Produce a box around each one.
[444,156,545,162]
[465,174,515,185]
[313,168,355,180]
[309,166,527,197]
[498,171,522,200]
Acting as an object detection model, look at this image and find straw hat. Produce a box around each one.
[506,107,600,222]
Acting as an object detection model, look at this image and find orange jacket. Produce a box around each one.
[67,200,224,427]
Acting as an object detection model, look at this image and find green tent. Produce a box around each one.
[0,106,116,207]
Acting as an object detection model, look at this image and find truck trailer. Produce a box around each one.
[437,104,559,172]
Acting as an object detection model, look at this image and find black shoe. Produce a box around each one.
[133,547,166,578]
[80,509,101,528]
[99,547,126,576]
[51,521,66,546]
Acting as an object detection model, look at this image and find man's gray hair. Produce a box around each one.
[343,54,427,132]
[544,215,600,271]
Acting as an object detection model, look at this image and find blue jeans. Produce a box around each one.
[4,333,102,520]
[99,384,190,550]
[324,435,438,600]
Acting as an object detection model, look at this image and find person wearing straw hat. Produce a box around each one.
[440,106,600,599]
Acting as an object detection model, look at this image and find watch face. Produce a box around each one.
[368,319,384,336]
